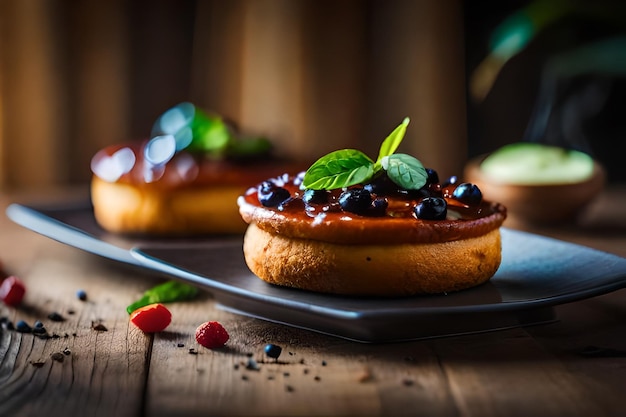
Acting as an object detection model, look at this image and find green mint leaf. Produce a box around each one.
[382,153,427,190]
[187,109,231,154]
[375,117,410,167]
[303,149,375,190]
[126,280,199,314]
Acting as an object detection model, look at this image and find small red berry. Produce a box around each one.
[129,303,172,333]
[195,321,229,349]
[0,276,26,307]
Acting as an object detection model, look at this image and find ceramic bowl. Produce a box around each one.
[464,155,606,228]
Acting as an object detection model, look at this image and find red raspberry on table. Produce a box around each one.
[0,276,26,307]
[129,303,172,333]
[195,321,229,349]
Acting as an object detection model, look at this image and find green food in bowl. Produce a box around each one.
[480,143,595,185]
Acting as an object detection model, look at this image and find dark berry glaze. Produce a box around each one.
[238,171,507,245]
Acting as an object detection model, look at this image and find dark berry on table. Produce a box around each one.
[338,188,372,214]
[16,320,32,333]
[264,343,283,360]
[258,184,291,207]
[34,320,44,328]
[414,197,447,220]
[302,189,330,205]
[452,183,482,205]
[425,168,439,185]
[76,290,87,301]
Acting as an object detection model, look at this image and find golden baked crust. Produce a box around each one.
[243,223,502,296]
[91,176,247,235]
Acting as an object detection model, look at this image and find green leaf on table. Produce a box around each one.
[382,153,428,190]
[302,149,375,190]
[126,280,199,314]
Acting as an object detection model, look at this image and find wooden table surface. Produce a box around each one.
[1,185,625,417]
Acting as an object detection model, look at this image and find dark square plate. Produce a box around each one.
[7,202,626,342]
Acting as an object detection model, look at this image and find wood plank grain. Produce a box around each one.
[0,228,154,416]
[145,299,462,417]
[527,292,626,416]
[428,329,610,417]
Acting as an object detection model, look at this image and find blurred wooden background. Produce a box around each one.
[2,0,624,191]
[0,0,467,190]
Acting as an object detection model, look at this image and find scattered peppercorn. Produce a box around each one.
[76,290,87,301]
[177,343,185,348]
[264,344,282,360]
[92,323,108,332]
[246,358,260,371]
[31,361,45,368]
[51,352,65,362]
[47,312,65,322]
[32,326,47,335]
[63,348,71,355]
[15,320,31,333]
[189,348,198,355]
